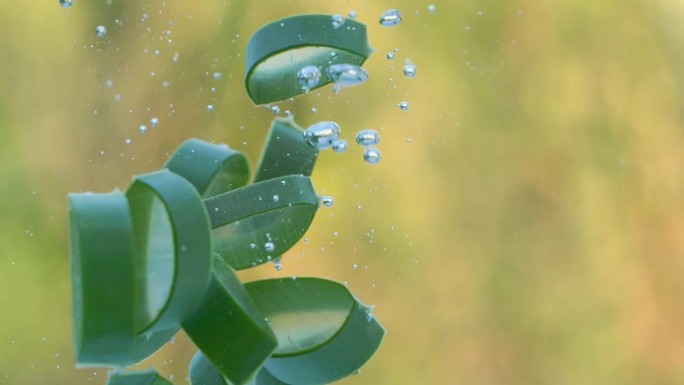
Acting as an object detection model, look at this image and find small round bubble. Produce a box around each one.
[150,117,159,127]
[332,139,349,153]
[356,129,380,147]
[349,10,358,19]
[207,104,215,112]
[363,147,382,164]
[270,105,280,115]
[386,52,395,61]
[296,65,321,91]
[331,14,345,29]
[95,25,107,38]
[398,101,410,111]
[320,196,335,207]
[213,72,222,80]
[138,124,147,134]
[403,62,417,78]
[264,242,275,253]
[428,4,437,13]
[379,9,402,26]
[60,0,74,8]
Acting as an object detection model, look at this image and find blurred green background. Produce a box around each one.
[2,0,684,384]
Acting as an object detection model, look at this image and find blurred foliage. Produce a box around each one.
[2,0,684,384]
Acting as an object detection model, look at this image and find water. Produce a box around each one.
[320,196,335,207]
[303,121,341,150]
[379,9,402,26]
[363,148,382,164]
[356,129,380,147]
[59,0,74,8]
[331,14,345,30]
[326,64,368,89]
[95,25,107,38]
[403,62,417,78]
[332,139,349,153]
[397,101,410,111]
[264,242,275,253]
[150,117,159,127]
[296,65,321,92]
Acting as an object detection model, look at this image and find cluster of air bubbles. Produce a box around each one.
[379,9,402,26]
[296,65,322,92]
[95,25,107,38]
[326,63,368,94]
[331,14,345,29]
[60,0,74,8]
[397,101,410,111]
[320,196,335,207]
[356,129,382,165]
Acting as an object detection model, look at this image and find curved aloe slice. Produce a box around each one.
[107,369,173,385]
[164,139,250,198]
[182,258,277,385]
[126,170,212,333]
[254,117,318,182]
[69,191,138,366]
[244,278,385,385]
[204,175,318,270]
[245,14,373,105]
[188,351,288,385]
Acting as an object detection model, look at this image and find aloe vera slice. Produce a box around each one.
[182,258,277,385]
[245,278,386,384]
[126,170,212,333]
[164,138,250,198]
[254,117,318,182]
[69,191,138,366]
[245,14,373,105]
[204,175,318,270]
[107,369,173,385]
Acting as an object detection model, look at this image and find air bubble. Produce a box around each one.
[213,72,222,80]
[380,9,402,26]
[355,129,380,146]
[138,124,147,134]
[207,104,215,112]
[264,242,275,253]
[403,61,417,78]
[272,194,279,203]
[349,10,358,19]
[60,0,74,7]
[363,148,382,164]
[320,196,335,207]
[95,25,107,38]
[326,64,368,91]
[332,139,349,153]
[303,121,341,150]
[297,65,321,92]
[150,117,159,127]
[428,4,437,13]
[270,105,280,115]
[397,101,410,111]
[331,14,345,29]
[386,52,395,61]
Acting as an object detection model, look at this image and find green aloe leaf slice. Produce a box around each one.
[245,14,373,105]
[164,138,250,198]
[125,170,213,334]
[107,369,173,385]
[69,191,138,366]
[183,258,277,385]
[204,175,318,270]
[188,351,288,385]
[254,117,318,182]
[244,278,386,384]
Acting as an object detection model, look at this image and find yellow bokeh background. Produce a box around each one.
[2,1,684,384]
